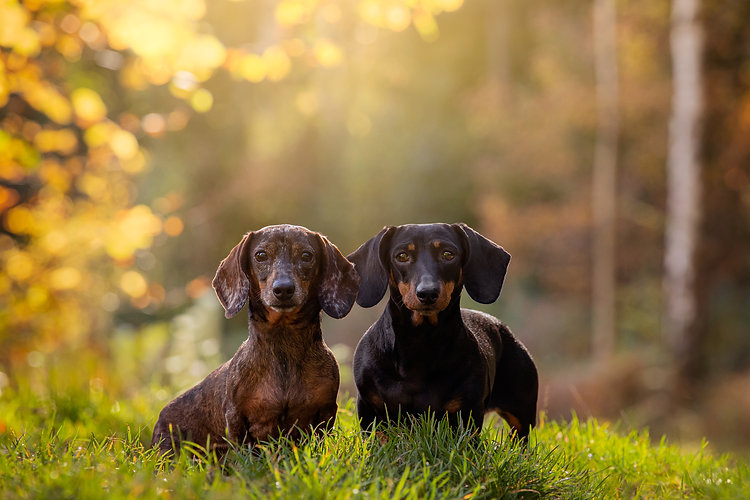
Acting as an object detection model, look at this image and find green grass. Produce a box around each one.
[0,384,747,499]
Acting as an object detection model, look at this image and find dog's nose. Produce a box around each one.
[272,279,295,301]
[416,283,440,304]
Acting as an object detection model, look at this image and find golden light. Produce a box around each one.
[142,113,166,136]
[263,46,292,82]
[120,270,148,298]
[239,53,267,83]
[105,205,163,260]
[186,276,210,299]
[385,5,411,32]
[189,88,213,113]
[109,129,139,159]
[0,186,20,211]
[177,35,226,80]
[49,267,82,290]
[33,129,78,154]
[163,216,184,236]
[72,88,107,124]
[433,0,464,12]
[4,251,34,281]
[275,1,309,27]
[4,206,34,234]
[20,81,73,124]
[313,40,343,68]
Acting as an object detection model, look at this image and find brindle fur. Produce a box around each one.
[151,225,359,455]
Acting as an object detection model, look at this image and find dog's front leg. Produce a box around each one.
[314,402,338,434]
[224,404,249,447]
[356,394,379,431]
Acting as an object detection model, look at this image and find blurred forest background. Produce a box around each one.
[1,0,749,452]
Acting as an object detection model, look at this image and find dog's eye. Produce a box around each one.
[442,250,455,261]
[301,251,313,262]
[395,251,409,263]
[255,251,268,262]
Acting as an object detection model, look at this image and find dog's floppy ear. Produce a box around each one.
[317,234,361,318]
[347,226,394,308]
[453,223,511,304]
[212,232,252,318]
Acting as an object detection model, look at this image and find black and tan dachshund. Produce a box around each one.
[348,223,537,439]
[151,225,360,455]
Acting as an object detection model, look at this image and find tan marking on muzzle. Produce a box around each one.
[398,282,420,310]
[398,281,456,316]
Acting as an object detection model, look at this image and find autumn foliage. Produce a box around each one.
[0,0,465,371]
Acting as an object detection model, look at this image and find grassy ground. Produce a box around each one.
[0,383,747,499]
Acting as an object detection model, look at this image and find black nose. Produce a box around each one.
[272,279,295,300]
[416,284,440,304]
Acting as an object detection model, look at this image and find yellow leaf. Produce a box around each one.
[56,34,82,61]
[5,250,33,281]
[190,88,213,113]
[42,231,68,255]
[84,122,117,148]
[105,205,162,260]
[18,79,72,124]
[33,129,78,154]
[72,88,107,123]
[239,53,266,83]
[177,35,226,79]
[76,173,109,201]
[263,46,291,82]
[110,129,138,159]
[121,149,147,174]
[0,3,39,55]
[120,270,147,298]
[49,267,82,290]
[26,285,48,310]
[275,1,309,27]
[313,40,342,67]
[413,10,439,42]
[0,185,20,211]
[384,5,411,32]
[4,206,34,235]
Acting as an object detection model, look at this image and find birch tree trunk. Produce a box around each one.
[592,0,619,361]
[665,0,703,382]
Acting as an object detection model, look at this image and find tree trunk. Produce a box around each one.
[664,0,703,386]
[592,0,619,362]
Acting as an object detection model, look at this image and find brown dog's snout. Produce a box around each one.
[272,277,295,301]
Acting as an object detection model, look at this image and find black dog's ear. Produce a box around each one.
[453,223,511,304]
[347,226,395,308]
[212,232,252,318]
[317,235,361,318]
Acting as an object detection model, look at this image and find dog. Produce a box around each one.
[348,223,537,439]
[151,224,360,455]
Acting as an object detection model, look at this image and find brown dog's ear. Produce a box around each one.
[452,223,511,304]
[346,226,395,308]
[317,235,361,319]
[212,232,252,318]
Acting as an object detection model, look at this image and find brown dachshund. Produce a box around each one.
[151,224,360,455]
[348,223,537,439]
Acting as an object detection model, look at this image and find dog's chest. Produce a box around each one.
[240,364,336,440]
[364,345,489,417]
